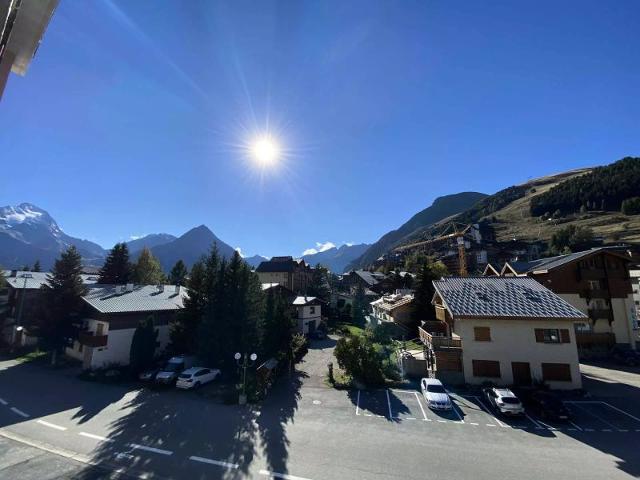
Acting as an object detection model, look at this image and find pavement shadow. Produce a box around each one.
[347,388,410,423]
[307,337,337,350]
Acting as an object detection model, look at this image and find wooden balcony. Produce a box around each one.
[583,288,610,299]
[78,331,108,348]
[419,326,462,350]
[588,309,613,322]
[579,268,606,280]
[575,332,615,349]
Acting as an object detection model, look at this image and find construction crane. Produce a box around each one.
[394,222,470,276]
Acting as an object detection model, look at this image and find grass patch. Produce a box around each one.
[13,350,47,364]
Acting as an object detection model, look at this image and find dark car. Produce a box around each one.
[611,348,640,367]
[526,391,571,422]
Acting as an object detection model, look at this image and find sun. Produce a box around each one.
[251,135,280,166]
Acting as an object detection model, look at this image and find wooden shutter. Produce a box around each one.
[560,329,570,343]
[472,360,501,378]
[534,329,545,343]
[541,363,572,382]
[474,327,491,342]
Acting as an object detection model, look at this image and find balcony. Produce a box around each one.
[583,288,610,299]
[579,268,606,281]
[78,330,108,348]
[588,309,613,322]
[419,326,462,350]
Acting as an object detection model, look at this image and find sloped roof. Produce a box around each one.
[83,285,188,314]
[352,270,386,286]
[5,271,100,289]
[505,247,632,275]
[433,276,586,320]
[292,296,320,306]
[371,294,413,312]
[256,258,298,273]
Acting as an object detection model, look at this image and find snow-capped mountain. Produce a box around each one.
[302,243,370,273]
[126,233,177,254]
[0,203,106,269]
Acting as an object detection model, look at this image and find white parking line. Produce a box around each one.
[414,392,430,422]
[469,422,479,426]
[385,389,393,420]
[525,413,545,430]
[452,404,465,423]
[475,397,508,428]
[37,420,67,431]
[79,432,113,443]
[569,420,583,431]
[0,398,8,406]
[189,456,239,469]
[128,443,173,456]
[259,469,313,480]
[355,391,360,416]
[600,402,640,424]
[10,407,29,418]
[568,402,622,432]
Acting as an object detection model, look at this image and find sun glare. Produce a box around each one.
[251,135,280,166]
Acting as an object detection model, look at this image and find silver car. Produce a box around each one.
[421,378,453,410]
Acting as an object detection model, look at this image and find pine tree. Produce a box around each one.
[98,243,132,284]
[169,260,188,286]
[130,315,158,374]
[260,288,294,361]
[352,283,367,325]
[39,246,87,365]
[132,247,166,285]
[172,258,207,354]
[308,264,330,301]
[411,261,445,321]
[33,260,41,272]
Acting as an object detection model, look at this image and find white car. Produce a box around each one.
[420,378,453,410]
[483,387,525,416]
[176,367,221,390]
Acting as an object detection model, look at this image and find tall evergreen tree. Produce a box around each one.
[130,315,158,374]
[172,258,207,354]
[351,283,367,325]
[259,288,294,361]
[33,260,41,272]
[39,246,87,365]
[411,260,447,321]
[98,243,132,284]
[133,247,166,285]
[169,259,188,285]
[308,264,330,301]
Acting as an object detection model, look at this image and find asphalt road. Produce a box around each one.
[1,341,639,480]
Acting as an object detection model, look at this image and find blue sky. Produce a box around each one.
[1,0,639,258]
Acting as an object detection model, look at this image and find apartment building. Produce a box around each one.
[255,256,312,293]
[369,292,414,329]
[419,277,585,389]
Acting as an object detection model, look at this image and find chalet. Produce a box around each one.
[66,284,188,370]
[262,283,324,335]
[255,256,312,294]
[369,292,414,330]
[343,270,390,294]
[420,277,585,389]
[497,248,638,351]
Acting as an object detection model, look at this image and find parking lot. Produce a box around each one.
[354,388,640,435]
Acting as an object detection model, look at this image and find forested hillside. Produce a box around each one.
[530,157,640,217]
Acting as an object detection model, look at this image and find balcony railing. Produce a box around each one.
[588,309,613,322]
[419,327,462,350]
[78,331,108,348]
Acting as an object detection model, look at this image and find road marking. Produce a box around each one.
[385,389,393,420]
[486,424,496,427]
[406,417,416,420]
[437,419,447,423]
[79,432,113,443]
[475,397,508,428]
[189,456,239,469]
[525,413,544,430]
[452,403,465,423]
[569,402,622,431]
[10,407,29,418]
[470,422,479,426]
[584,428,595,432]
[600,401,640,424]
[414,392,430,421]
[602,429,613,432]
[259,469,313,480]
[0,398,7,406]
[619,429,629,433]
[355,390,360,416]
[37,420,67,431]
[128,443,173,456]
[569,420,583,431]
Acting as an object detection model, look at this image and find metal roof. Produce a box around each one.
[82,285,188,314]
[506,247,632,275]
[433,276,586,320]
[352,270,386,286]
[4,271,99,289]
[292,296,319,306]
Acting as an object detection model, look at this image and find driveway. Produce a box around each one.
[295,334,338,387]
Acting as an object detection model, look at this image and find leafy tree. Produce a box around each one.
[549,225,595,254]
[32,260,41,272]
[39,246,87,365]
[621,197,640,215]
[98,243,132,284]
[132,247,166,285]
[334,331,384,385]
[169,259,188,285]
[129,315,158,374]
[308,264,330,301]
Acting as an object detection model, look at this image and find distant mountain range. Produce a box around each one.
[126,233,176,254]
[347,192,488,270]
[244,255,269,268]
[302,243,370,273]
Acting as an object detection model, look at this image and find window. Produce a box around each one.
[535,328,570,344]
[472,360,501,378]
[474,326,491,342]
[541,363,572,382]
[309,306,315,314]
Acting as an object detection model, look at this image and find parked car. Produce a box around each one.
[420,378,453,410]
[483,387,525,416]
[610,348,640,367]
[524,391,571,422]
[155,355,196,386]
[138,367,161,382]
[176,367,221,390]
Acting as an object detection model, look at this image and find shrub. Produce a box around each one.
[334,332,385,386]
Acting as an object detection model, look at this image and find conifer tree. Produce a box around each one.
[169,259,188,286]
[132,247,166,285]
[98,243,132,284]
[130,315,158,374]
[308,264,330,301]
[39,246,87,365]
[33,260,41,272]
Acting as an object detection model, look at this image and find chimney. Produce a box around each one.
[126,283,134,292]
[175,285,181,294]
[115,285,124,294]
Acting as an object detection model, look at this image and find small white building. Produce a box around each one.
[66,284,188,370]
[292,296,322,335]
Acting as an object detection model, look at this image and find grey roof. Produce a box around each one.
[292,296,319,306]
[353,270,386,286]
[433,277,586,320]
[506,247,631,275]
[256,257,299,273]
[4,271,100,289]
[83,285,188,314]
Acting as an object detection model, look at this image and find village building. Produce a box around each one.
[369,292,414,330]
[255,256,312,293]
[420,276,585,389]
[262,283,324,335]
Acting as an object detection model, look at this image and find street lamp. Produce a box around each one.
[235,352,257,405]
